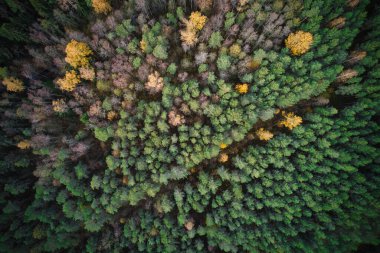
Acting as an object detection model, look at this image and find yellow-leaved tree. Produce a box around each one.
[145,71,164,94]
[219,143,228,149]
[189,11,207,31]
[92,0,112,14]
[17,140,31,149]
[180,12,207,46]
[278,112,303,130]
[2,77,24,92]
[57,70,81,91]
[256,128,274,141]
[65,40,93,68]
[218,153,229,163]
[285,31,313,56]
[235,83,249,94]
[52,99,68,113]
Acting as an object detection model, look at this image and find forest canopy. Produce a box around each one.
[0,0,380,252]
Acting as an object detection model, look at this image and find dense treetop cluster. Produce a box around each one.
[0,0,379,252]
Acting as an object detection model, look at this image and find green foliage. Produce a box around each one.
[115,19,136,38]
[29,0,51,17]
[0,67,7,79]
[94,127,113,142]
[90,175,101,190]
[4,0,23,13]
[132,57,142,69]
[0,23,29,42]
[96,80,111,92]
[217,54,231,71]
[198,64,207,73]
[127,38,139,54]
[1,0,380,252]
[153,44,168,60]
[208,31,223,49]
[166,63,177,75]
[224,12,235,30]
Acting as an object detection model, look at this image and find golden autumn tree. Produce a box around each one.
[180,24,198,46]
[218,153,229,163]
[52,99,68,113]
[17,140,31,149]
[219,143,228,149]
[180,12,207,46]
[229,44,242,57]
[145,71,164,94]
[2,77,24,92]
[57,70,81,91]
[189,12,207,31]
[278,112,303,130]
[65,40,93,68]
[92,0,112,14]
[140,39,147,52]
[107,111,118,121]
[285,31,313,56]
[235,83,249,94]
[256,128,274,141]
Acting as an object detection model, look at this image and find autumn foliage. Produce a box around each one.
[196,0,213,11]
[180,12,207,46]
[64,40,93,68]
[189,12,207,31]
[92,0,112,14]
[1,1,379,252]
[278,112,303,130]
[285,31,313,56]
[256,128,274,141]
[2,77,24,92]
[56,70,81,91]
[52,99,68,113]
[145,71,164,94]
[218,153,229,163]
[17,140,30,149]
[235,83,249,94]
[219,143,228,149]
